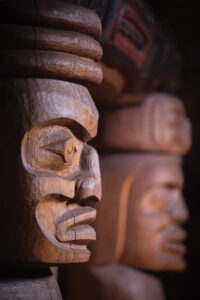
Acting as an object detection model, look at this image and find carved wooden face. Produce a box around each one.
[90,154,188,271]
[21,123,101,262]
[0,79,101,264]
[121,160,189,271]
[152,94,191,154]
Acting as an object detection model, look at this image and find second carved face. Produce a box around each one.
[90,154,189,271]
[120,156,189,270]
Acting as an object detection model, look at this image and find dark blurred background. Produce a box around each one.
[149,1,200,299]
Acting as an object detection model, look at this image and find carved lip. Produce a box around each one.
[160,226,187,256]
[162,241,186,256]
[56,205,96,245]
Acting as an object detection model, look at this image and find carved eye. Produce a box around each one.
[143,187,169,214]
[63,138,77,164]
[43,138,77,164]
[149,194,167,213]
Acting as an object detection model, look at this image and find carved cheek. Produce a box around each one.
[136,188,173,240]
[125,194,162,260]
[32,175,76,201]
[141,188,168,215]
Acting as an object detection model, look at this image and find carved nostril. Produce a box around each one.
[76,176,102,204]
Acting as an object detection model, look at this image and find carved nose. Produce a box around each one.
[77,145,101,202]
[170,190,189,224]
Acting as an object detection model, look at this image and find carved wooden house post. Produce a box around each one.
[0,1,102,298]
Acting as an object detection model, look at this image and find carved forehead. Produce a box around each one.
[131,159,184,195]
[0,79,98,141]
[101,153,183,188]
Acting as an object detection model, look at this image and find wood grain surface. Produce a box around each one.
[0,49,102,84]
[0,24,103,60]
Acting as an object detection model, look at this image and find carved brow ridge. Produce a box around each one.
[38,118,91,142]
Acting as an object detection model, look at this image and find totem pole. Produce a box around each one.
[0,1,102,298]
[62,0,192,299]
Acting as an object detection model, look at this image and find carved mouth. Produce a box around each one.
[162,226,186,253]
[36,195,97,253]
[159,226,187,266]
[56,205,96,245]
[162,241,186,256]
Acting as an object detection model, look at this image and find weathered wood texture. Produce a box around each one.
[0,1,103,85]
[0,24,102,60]
[96,93,191,155]
[0,2,102,265]
[89,154,189,271]
[63,264,165,300]
[0,268,62,300]
[0,49,102,84]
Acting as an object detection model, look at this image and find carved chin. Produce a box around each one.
[35,195,96,254]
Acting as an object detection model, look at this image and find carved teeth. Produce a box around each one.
[56,206,96,243]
